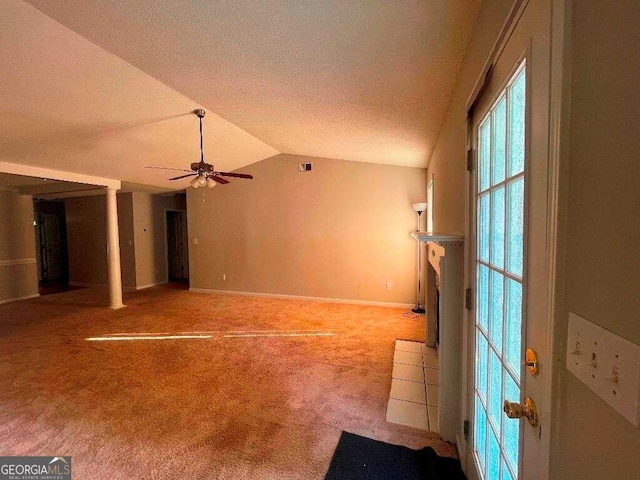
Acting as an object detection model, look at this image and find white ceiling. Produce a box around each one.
[2,0,480,189]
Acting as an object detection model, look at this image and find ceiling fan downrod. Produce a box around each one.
[195,109,206,165]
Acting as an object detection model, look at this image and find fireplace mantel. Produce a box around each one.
[410,230,464,442]
[410,231,464,245]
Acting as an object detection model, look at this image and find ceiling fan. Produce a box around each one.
[145,109,253,188]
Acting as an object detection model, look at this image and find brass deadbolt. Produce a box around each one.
[503,397,538,427]
[525,348,539,375]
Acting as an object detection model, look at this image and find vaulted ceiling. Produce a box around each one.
[1,0,480,189]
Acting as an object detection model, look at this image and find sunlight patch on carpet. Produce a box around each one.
[85,329,336,341]
[86,335,213,341]
[101,331,222,336]
[224,330,335,338]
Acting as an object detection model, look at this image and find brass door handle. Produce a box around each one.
[503,397,538,426]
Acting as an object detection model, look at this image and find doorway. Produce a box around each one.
[472,62,527,480]
[34,200,70,293]
[465,0,555,478]
[166,210,189,282]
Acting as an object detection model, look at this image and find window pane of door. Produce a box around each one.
[505,279,523,378]
[488,428,501,480]
[477,330,489,400]
[503,371,520,470]
[478,264,490,331]
[475,395,487,470]
[479,193,490,262]
[507,178,524,277]
[492,97,507,186]
[479,119,491,192]
[489,270,504,350]
[508,70,526,176]
[490,187,505,268]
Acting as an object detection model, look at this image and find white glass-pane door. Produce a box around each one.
[474,64,526,480]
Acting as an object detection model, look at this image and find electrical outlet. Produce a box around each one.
[386,281,392,290]
[566,313,640,427]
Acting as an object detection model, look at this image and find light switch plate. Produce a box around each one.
[567,313,640,427]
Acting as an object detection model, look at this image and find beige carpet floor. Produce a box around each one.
[0,284,455,479]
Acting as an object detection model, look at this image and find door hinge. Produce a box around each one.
[463,420,470,441]
[466,149,474,171]
[465,288,473,310]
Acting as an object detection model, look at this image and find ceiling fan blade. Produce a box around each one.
[211,175,230,184]
[145,166,193,172]
[169,174,197,181]
[216,172,254,179]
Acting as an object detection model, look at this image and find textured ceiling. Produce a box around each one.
[2,0,480,188]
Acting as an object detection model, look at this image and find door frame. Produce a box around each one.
[458,0,568,478]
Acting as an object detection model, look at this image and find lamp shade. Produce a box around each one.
[190,176,200,189]
[412,202,427,213]
[206,177,216,188]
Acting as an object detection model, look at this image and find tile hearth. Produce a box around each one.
[385,340,439,432]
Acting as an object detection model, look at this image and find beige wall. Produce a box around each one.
[187,153,426,304]
[426,0,514,234]
[117,192,136,288]
[131,192,181,288]
[0,190,38,302]
[65,195,108,285]
[552,1,640,478]
[66,192,179,289]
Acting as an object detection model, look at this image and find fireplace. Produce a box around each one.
[410,231,464,442]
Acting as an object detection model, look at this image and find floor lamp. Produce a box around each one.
[411,202,427,314]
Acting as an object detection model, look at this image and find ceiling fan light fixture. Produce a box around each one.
[190,176,200,189]
[206,177,216,188]
[197,174,207,186]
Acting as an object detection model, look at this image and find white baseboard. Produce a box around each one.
[70,281,165,292]
[136,282,165,291]
[0,293,40,305]
[0,258,37,267]
[188,288,413,309]
[68,281,103,288]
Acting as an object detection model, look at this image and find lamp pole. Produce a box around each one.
[411,203,426,314]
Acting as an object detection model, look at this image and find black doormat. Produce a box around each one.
[325,432,466,480]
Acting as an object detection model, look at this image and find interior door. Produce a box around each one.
[468,0,552,479]
[37,212,64,282]
[167,210,189,280]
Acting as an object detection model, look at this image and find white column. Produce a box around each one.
[106,188,125,309]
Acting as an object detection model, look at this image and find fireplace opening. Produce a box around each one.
[425,258,439,348]
[435,273,440,347]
